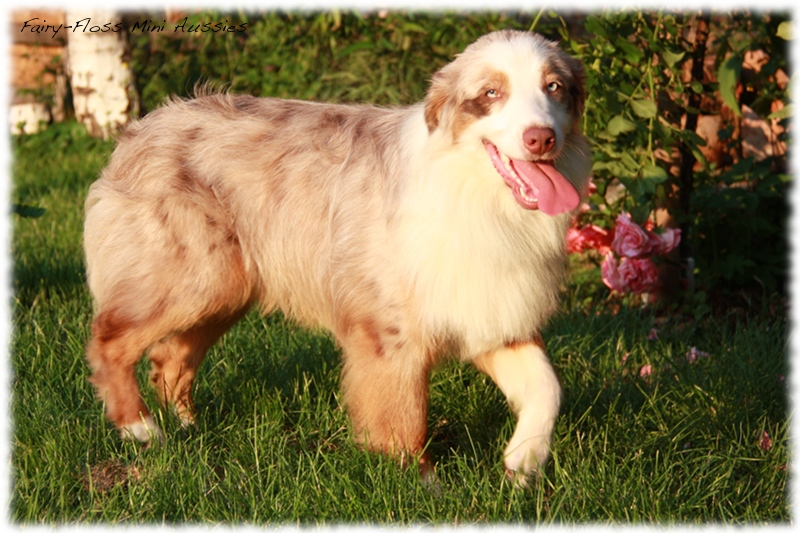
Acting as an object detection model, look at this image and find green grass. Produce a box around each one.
[10,121,789,524]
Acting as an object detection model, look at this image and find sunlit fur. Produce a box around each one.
[83,30,591,481]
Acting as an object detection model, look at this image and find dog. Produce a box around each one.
[83,29,592,483]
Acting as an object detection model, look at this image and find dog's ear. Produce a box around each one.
[424,71,450,132]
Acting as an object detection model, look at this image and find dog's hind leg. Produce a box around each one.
[147,310,248,426]
[338,320,435,479]
[86,308,169,443]
[472,337,561,485]
[84,179,255,442]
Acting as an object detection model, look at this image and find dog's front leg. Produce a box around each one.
[338,320,434,481]
[473,338,561,484]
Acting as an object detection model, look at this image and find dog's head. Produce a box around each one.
[424,30,587,215]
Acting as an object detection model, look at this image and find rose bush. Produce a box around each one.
[559,12,789,299]
[571,212,680,295]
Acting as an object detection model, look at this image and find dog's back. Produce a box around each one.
[86,95,411,327]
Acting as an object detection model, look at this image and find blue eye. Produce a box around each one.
[546,82,561,93]
[485,89,501,98]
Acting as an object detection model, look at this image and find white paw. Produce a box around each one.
[120,415,164,444]
[503,408,554,483]
[504,432,551,474]
[503,437,550,489]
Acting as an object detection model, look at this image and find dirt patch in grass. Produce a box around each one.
[81,459,141,494]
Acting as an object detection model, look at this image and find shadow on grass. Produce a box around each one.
[184,311,512,469]
[550,306,788,480]
[12,257,88,308]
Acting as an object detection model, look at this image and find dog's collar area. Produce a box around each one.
[483,140,580,215]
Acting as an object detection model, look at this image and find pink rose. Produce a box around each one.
[612,213,652,258]
[648,227,681,255]
[582,224,613,255]
[566,227,585,254]
[617,257,660,294]
[598,213,683,295]
[567,224,613,255]
[601,253,624,292]
[603,254,659,294]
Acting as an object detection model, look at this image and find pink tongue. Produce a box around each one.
[510,158,581,215]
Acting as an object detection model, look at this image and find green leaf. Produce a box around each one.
[13,204,46,218]
[662,49,685,68]
[589,193,605,205]
[630,98,657,118]
[615,39,643,65]
[584,15,607,38]
[768,103,792,120]
[629,204,651,226]
[722,158,754,184]
[595,159,636,177]
[618,176,636,190]
[620,152,639,172]
[641,164,668,182]
[690,145,710,172]
[718,56,742,117]
[678,129,708,148]
[777,21,793,40]
[619,174,661,199]
[607,114,637,136]
[618,176,651,197]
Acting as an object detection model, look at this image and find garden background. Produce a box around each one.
[9,9,792,524]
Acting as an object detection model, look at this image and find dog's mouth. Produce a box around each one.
[483,141,580,215]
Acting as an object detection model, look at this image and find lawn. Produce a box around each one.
[8,121,790,524]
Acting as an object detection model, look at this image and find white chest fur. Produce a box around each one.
[391,133,571,357]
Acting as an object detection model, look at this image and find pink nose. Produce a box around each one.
[523,126,556,156]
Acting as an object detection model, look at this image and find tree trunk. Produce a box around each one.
[66,10,139,139]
